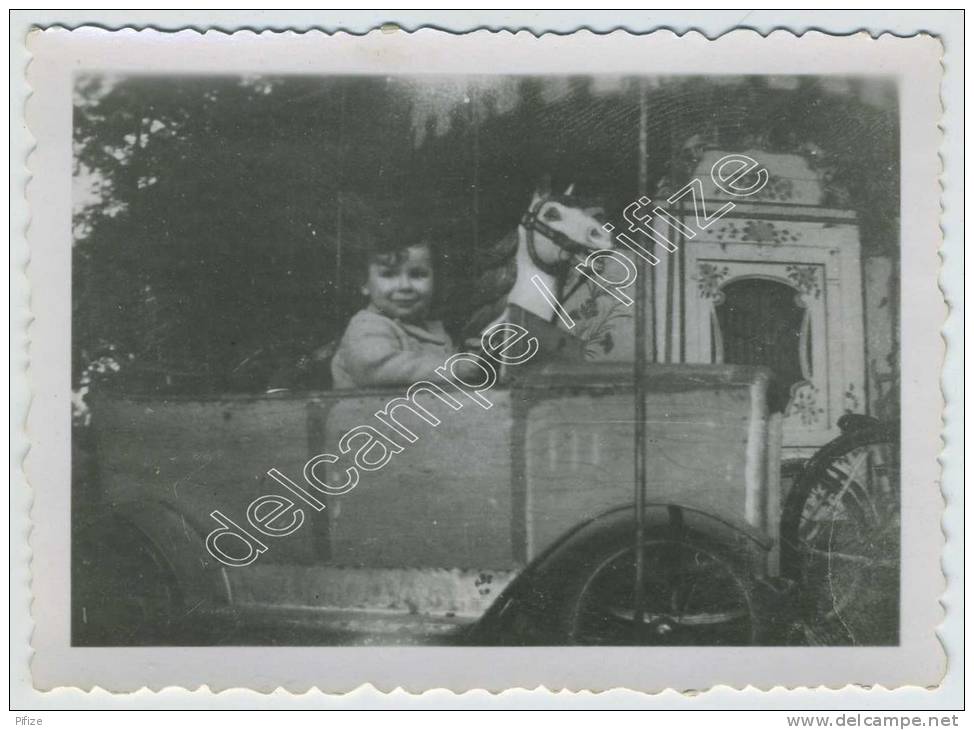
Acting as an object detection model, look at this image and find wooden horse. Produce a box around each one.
[465,183,614,361]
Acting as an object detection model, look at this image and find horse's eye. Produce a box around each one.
[542,206,563,222]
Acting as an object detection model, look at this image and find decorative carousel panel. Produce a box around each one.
[682,240,864,452]
[677,148,851,209]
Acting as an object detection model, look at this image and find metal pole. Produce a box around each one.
[632,79,649,633]
[334,83,347,316]
[470,83,481,257]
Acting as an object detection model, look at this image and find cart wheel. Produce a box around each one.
[779,417,899,646]
[560,525,760,646]
[72,518,183,645]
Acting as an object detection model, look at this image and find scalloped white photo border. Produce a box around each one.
[11,11,960,708]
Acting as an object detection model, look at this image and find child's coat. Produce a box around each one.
[331,304,454,389]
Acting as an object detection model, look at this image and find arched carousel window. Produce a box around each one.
[713,277,811,411]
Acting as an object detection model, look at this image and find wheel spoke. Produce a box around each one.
[784,427,900,646]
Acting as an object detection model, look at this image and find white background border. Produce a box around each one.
[9,8,964,710]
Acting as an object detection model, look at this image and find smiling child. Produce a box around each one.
[331,240,457,389]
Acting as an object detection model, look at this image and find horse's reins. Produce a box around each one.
[519,193,604,301]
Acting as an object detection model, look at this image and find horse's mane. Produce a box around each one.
[461,229,519,340]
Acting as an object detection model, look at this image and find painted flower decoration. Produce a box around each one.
[697,263,730,299]
[787,382,825,426]
[567,277,632,358]
[786,264,822,299]
[714,220,801,245]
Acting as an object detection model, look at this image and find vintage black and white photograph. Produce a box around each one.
[21,26,947,695]
[70,70,902,648]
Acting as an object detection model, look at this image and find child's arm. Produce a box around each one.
[339,315,450,387]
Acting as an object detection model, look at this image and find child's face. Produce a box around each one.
[361,244,435,323]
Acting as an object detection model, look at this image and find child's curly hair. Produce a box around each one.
[347,208,439,279]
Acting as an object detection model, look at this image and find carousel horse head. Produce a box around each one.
[519,183,614,275]
[462,182,615,339]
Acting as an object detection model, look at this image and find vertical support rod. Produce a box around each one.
[632,79,650,632]
[470,83,481,259]
[334,83,347,318]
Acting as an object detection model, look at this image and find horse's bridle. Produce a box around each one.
[520,194,600,277]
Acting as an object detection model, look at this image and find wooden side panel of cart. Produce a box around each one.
[90,363,777,582]
[90,393,318,564]
[311,390,517,570]
[522,377,773,558]
[311,363,778,571]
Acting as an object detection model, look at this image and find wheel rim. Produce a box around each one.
[568,538,755,646]
[794,439,900,645]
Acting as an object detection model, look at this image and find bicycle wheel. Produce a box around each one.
[780,417,900,646]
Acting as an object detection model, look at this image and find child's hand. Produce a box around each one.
[463,335,502,363]
[462,336,485,352]
[452,356,489,382]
